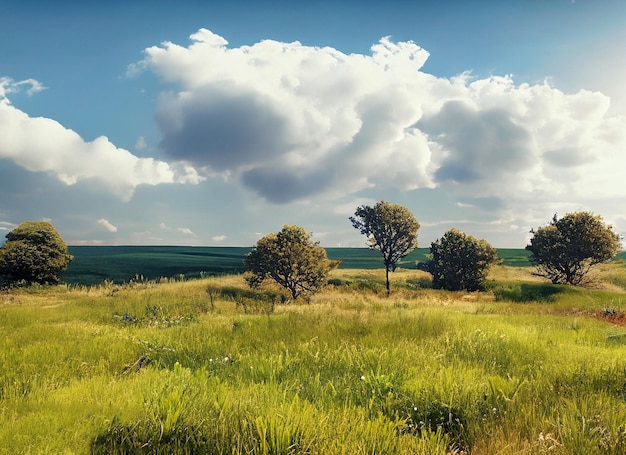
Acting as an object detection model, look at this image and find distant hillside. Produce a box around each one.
[62,246,624,286]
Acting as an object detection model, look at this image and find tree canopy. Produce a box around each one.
[0,221,73,285]
[428,228,499,291]
[349,201,419,294]
[526,212,621,285]
[244,225,338,301]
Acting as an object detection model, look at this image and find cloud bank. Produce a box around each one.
[135,29,626,209]
[0,78,202,201]
[139,30,434,202]
[2,29,625,246]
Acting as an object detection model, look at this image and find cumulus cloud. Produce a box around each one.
[211,234,227,242]
[156,86,292,172]
[0,78,201,200]
[419,100,534,183]
[429,77,626,206]
[97,218,118,232]
[139,29,433,202]
[135,29,626,209]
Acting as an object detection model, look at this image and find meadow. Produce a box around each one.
[2,256,626,454]
[62,246,528,285]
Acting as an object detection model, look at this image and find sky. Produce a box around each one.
[1,0,625,248]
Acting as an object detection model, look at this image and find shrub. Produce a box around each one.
[428,228,499,291]
[526,212,621,285]
[0,221,73,285]
[244,225,339,301]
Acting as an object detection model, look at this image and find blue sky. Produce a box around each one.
[1,0,625,248]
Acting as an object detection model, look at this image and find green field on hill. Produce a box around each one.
[62,246,540,285]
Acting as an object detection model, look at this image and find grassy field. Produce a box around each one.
[63,246,533,285]
[3,260,626,453]
[62,246,252,285]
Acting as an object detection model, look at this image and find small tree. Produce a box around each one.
[526,212,621,285]
[428,228,499,291]
[0,221,73,285]
[244,225,338,301]
[349,201,420,295]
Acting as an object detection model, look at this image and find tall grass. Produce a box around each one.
[1,264,626,453]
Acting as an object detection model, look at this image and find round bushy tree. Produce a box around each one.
[526,212,621,285]
[0,221,73,285]
[244,225,338,301]
[428,228,499,291]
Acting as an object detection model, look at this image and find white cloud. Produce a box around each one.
[4,31,624,248]
[159,222,195,236]
[211,234,227,242]
[135,136,147,150]
[0,78,201,201]
[135,29,626,214]
[97,218,118,232]
[0,221,16,232]
[140,29,434,202]
[0,77,46,97]
[175,165,205,185]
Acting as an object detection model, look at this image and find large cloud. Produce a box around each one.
[136,29,626,208]
[419,100,534,184]
[430,76,626,204]
[138,29,434,202]
[0,78,202,200]
[156,85,292,171]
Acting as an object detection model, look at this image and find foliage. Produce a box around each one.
[428,228,499,291]
[0,221,73,285]
[244,225,339,300]
[491,282,564,303]
[350,201,420,294]
[526,212,621,285]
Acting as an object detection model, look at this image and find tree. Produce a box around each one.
[428,228,499,291]
[0,221,73,285]
[244,225,338,301]
[349,201,420,295]
[526,212,621,285]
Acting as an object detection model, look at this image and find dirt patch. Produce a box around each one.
[594,309,626,326]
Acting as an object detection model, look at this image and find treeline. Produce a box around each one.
[0,203,621,295]
[246,202,621,299]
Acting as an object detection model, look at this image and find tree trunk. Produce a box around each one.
[385,266,390,296]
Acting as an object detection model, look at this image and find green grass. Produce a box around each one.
[3,263,626,453]
[62,245,626,287]
[63,246,543,286]
[63,246,252,285]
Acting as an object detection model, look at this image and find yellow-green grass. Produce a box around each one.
[1,263,626,454]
